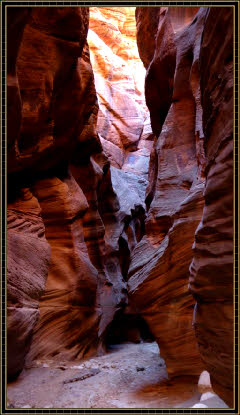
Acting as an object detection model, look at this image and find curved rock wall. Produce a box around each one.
[7,186,51,379]
[7,6,127,376]
[7,6,152,378]
[128,6,206,378]
[7,7,233,404]
[129,5,233,404]
[8,7,90,173]
[189,8,233,406]
[88,7,154,177]
[7,8,51,379]
[87,7,155,326]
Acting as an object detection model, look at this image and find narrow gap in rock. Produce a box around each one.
[6,5,233,410]
[105,310,155,350]
[88,6,155,352]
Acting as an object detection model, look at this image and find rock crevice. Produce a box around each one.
[6,6,233,408]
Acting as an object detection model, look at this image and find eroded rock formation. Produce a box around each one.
[129,5,233,405]
[189,8,233,406]
[7,6,233,407]
[7,6,151,378]
[128,6,206,378]
[87,7,155,334]
[7,186,50,379]
[7,6,127,375]
[88,7,154,177]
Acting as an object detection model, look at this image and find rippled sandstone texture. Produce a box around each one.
[7,6,128,377]
[129,5,233,405]
[7,186,51,379]
[189,8,233,406]
[87,7,155,331]
[128,6,206,379]
[7,7,52,379]
[7,6,154,380]
[88,7,154,177]
[7,6,233,405]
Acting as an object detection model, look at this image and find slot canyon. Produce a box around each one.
[6,5,233,410]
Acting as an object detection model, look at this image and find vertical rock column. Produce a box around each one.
[88,7,154,175]
[27,171,101,362]
[128,7,206,377]
[7,7,104,371]
[189,7,234,406]
[7,7,51,379]
[7,187,50,379]
[87,6,156,340]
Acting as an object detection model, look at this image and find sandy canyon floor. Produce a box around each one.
[7,342,228,409]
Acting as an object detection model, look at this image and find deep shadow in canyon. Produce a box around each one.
[6,5,233,410]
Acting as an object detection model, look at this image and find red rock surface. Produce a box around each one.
[7,188,51,379]
[88,7,154,177]
[7,8,51,379]
[70,156,127,344]
[189,7,233,406]
[129,5,233,404]
[26,172,102,362]
[86,7,157,339]
[11,8,92,173]
[7,7,108,375]
[128,7,206,378]
[7,6,233,404]
[7,8,31,154]
[7,6,146,376]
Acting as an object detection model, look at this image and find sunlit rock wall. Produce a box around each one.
[87,7,156,325]
[88,7,154,177]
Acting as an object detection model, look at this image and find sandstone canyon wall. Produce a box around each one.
[129,5,233,406]
[128,6,206,379]
[189,7,233,405]
[7,6,152,379]
[7,6,126,377]
[7,6,233,408]
[88,7,154,245]
[87,7,155,331]
[88,7,153,175]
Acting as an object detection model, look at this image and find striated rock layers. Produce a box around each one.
[88,7,154,177]
[87,7,155,329]
[7,6,233,404]
[7,7,52,379]
[128,6,206,378]
[7,6,153,379]
[7,186,51,379]
[129,5,233,405]
[189,8,233,406]
[7,6,128,377]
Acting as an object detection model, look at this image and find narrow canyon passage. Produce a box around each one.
[6,5,233,411]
